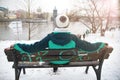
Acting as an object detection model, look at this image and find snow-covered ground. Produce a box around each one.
[0,30,120,80]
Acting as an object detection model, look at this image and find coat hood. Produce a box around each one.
[49,32,72,46]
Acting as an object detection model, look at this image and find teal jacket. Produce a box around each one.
[14,32,105,53]
[14,32,105,64]
[14,32,105,54]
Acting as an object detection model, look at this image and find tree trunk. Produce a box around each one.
[101,29,105,36]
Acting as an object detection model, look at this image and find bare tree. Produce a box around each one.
[18,0,40,40]
[74,0,112,36]
[67,10,80,22]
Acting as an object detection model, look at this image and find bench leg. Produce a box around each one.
[15,68,21,80]
[15,68,18,80]
[85,66,89,74]
[53,67,58,72]
[96,70,101,80]
[85,65,101,80]
[23,68,26,74]
[92,66,101,80]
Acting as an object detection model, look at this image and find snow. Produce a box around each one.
[0,30,120,80]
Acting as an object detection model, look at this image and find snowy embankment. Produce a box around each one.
[0,30,120,80]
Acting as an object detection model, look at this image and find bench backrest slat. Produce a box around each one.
[4,47,113,62]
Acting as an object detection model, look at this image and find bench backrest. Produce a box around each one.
[4,46,113,62]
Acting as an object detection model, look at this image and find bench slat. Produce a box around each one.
[5,49,101,62]
[4,47,113,62]
[13,61,99,68]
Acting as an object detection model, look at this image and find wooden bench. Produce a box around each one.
[4,46,113,80]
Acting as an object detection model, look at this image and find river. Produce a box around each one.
[0,21,88,40]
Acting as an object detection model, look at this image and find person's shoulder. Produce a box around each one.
[46,32,55,37]
[47,32,53,35]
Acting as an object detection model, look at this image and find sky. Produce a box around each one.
[0,0,119,15]
[0,0,75,13]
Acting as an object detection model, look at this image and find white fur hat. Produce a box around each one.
[55,15,69,28]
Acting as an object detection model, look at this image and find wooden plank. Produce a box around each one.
[4,46,113,62]
[13,61,99,68]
